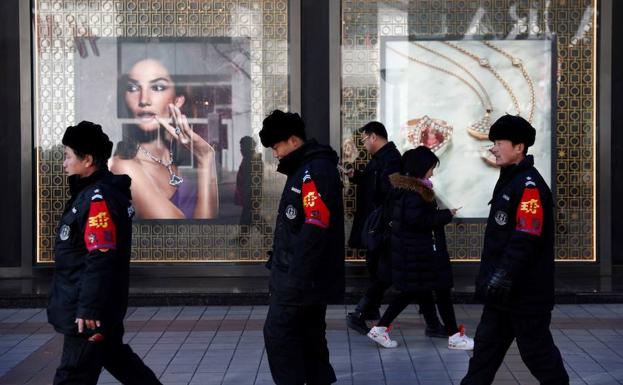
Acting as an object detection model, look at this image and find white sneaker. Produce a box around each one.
[367,326,398,348]
[448,324,474,350]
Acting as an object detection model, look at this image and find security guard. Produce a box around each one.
[260,110,345,385]
[48,121,162,385]
[461,115,569,385]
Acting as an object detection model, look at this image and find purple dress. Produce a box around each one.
[169,177,197,218]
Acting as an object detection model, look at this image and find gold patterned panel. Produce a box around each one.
[35,0,288,263]
[341,0,596,261]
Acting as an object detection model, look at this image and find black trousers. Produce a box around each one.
[53,327,162,385]
[264,299,336,385]
[377,289,458,333]
[461,306,569,385]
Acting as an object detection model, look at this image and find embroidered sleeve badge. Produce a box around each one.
[85,200,117,252]
[515,187,543,236]
[301,175,330,229]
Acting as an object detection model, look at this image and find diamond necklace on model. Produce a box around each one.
[137,144,184,187]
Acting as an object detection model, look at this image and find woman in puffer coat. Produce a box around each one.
[367,146,473,350]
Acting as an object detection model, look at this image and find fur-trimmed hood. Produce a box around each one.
[389,173,435,202]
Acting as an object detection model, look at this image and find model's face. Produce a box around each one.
[63,146,91,177]
[490,140,524,167]
[272,137,301,160]
[124,59,185,131]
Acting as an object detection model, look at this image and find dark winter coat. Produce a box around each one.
[267,139,345,305]
[47,169,134,335]
[379,173,454,292]
[348,142,401,248]
[475,155,555,314]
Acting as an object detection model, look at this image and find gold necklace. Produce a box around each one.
[387,44,489,151]
[482,41,536,123]
[442,41,521,122]
[409,41,494,140]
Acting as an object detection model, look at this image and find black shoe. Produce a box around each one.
[346,312,370,335]
[425,325,448,338]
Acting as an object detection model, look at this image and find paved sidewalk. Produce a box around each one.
[0,304,622,385]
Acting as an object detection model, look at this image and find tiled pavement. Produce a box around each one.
[0,304,622,385]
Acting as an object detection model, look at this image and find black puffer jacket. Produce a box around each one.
[47,169,134,335]
[348,142,401,248]
[379,173,454,292]
[475,155,555,314]
[267,139,345,305]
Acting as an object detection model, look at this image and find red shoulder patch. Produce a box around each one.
[84,200,117,252]
[515,187,543,236]
[302,177,330,229]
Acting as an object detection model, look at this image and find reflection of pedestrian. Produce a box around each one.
[344,122,401,333]
[110,57,218,219]
[366,147,472,350]
[461,115,569,385]
[48,121,162,385]
[260,110,344,385]
[235,136,271,235]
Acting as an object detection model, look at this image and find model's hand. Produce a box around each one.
[75,318,101,333]
[485,268,512,304]
[156,104,215,163]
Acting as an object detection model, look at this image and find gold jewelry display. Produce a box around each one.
[482,41,536,123]
[388,44,491,153]
[443,41,522,123]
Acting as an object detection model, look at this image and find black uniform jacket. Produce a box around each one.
[475,155,555,314]
[378,174,454,292]
[268,139,345,305]
[47,169,134,335]
[348,142,401,248]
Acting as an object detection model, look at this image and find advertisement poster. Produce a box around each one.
[74,38,260,223]
[381,38,554,218]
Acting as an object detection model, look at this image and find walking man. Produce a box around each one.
[461,115,569,385]
[261,110,345,385]
[48,121,162,385]
[344,122,401,333]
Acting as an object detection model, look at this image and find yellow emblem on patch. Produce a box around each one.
[303,191,318,208]
[88,212,110,229]
[519,199,540,215]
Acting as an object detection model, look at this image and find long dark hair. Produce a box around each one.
[401,146,440,178]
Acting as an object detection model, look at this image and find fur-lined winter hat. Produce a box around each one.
[62,121,113,159]
[259,110,307,148]
[488,114,536,148]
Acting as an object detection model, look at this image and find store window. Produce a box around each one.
[34,0,289,263]
[341,1,596,261]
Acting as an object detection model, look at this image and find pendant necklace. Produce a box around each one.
[482,41,536,123]
[442,41,522,130]
[387,44,491,154]
[137,143,184,187]
[410,41,494,140]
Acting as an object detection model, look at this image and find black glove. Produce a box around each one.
[485,268,512,304]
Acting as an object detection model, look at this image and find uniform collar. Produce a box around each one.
[277,139,318,176]
[68,168,110,197]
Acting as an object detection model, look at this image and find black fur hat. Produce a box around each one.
[259,110,306,148]
[62,121,113,160]
[488,114,536,148]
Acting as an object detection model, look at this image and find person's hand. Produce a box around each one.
[338,164,354,178]
[450,206,462,216]
[485,268,512,304]
[156,104,215,163]
[75,317,100,333]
